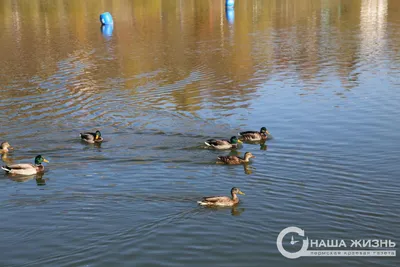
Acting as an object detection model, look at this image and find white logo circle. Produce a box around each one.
[277,226,309,259]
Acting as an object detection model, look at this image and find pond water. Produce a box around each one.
[0,0,399,266]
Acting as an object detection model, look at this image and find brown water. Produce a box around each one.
[0,0,399,266]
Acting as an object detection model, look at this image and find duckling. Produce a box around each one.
[238,127,270,141]
[197,187,245,207]
[216,152,255,165]
[0,142,13,153]
[205,136,242,150]
[80,130,103,143]
[1,155,49,175]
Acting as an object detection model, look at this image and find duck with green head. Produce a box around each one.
[197,187,245,207]
[205,136,242,149]
[238,127,270,141]
[80,130,103,143]
[1,155,49,175]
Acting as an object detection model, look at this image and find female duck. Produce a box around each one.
[197,187,245,207]
[1,155,49,175]
[80,130,103,143]
[0,142,13,153]
[217,152,255,165]
[238,127,270,141]
[205,136,242,150]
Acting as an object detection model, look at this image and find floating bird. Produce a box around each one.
[205,136,242,149]
[197,187,245,207]
[1,155,49,175]
[80,130,103,143]
[0,142,13,153]
[217,152,255,165]
[238,127,270,141]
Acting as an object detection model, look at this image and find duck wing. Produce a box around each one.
[239,132,262,140]
[202,196,230,202]
[80,132,96,142]
[217,155,241,164]
[205,139,230,146]
[238,130,258,136]
[4,163,35,170]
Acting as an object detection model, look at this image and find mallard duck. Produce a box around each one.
[80,130,103,143]
[205,136,242,149]
[197,187,245,207]
[0,142,13,153]
[217,152,255,165]
[238,127,270,141]
[1,155,49,175]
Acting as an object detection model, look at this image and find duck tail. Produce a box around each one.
[204,141,211,146]
[238,132,242,136]
[197,201,208,205]
[1,166,11,172]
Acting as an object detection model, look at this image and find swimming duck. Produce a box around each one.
[1,155,49,175]
[197,187,245,207]
[217,152,255,165]
[238,127,270,141]
[205,136,242,149]
[80,130,103,143]
[0,142,13,153]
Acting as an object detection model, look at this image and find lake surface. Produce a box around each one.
[0,0,399,266]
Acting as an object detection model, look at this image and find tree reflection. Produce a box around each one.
[0,0,396,112]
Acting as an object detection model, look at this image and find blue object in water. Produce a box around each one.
[226,7,235,24]
[226,0,235,8]
[100,12,113,25]
[101,24,114,37]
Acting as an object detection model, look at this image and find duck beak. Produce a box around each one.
[9,146,14,150]
[238,140,243,144]
[266,131,270,135]
[252,155,256,158]
[238,190,245,195]
[43,158,49,163]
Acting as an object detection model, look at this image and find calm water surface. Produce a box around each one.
[0,0,399,266]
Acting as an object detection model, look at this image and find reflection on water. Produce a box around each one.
[201,205,245,216]
[101,24,114,38]
[243,164,253,175]
[1,153,13,165]
[226,7,235,24]
[0,1,399,267]
[259,143,267,151]
[7,172,46,185]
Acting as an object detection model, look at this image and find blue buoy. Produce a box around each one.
[100,12,113,25]
[226,7,235,24]
[226,0,235,8]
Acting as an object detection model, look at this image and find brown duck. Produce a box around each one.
[216,152,255,165]
[0,142,13,153]
[197,187,245,207]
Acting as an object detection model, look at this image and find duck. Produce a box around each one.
[0,142,13,153]
[197,187,245,207]
[204,136,242,149]
[216,152,255,165]
[80,130,103,143]
[1,155,49,175]
[238,127,270,141]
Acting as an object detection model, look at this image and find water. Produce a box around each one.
[0,0,399,266]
